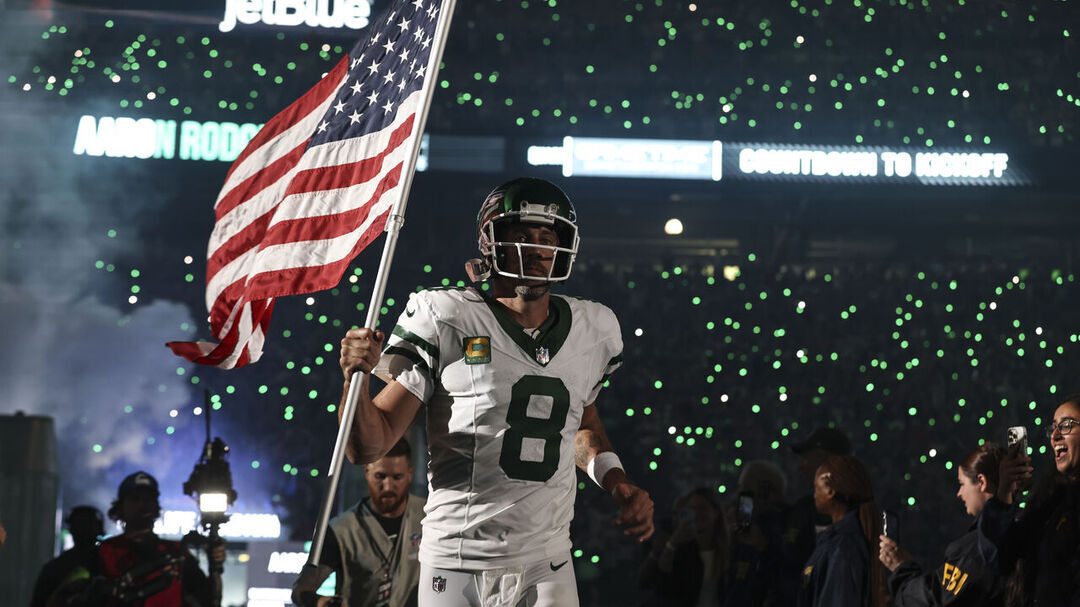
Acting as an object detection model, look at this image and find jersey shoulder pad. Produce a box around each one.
[412,287,485,323]
[560,295,620,338]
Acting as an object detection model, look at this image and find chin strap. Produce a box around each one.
[465,258,491,282]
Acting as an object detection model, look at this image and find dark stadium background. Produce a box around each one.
[1,0,1078,603]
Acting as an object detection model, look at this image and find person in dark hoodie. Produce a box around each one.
[31,506,105,607]
[978,395,1080,607]
[798,454,886,607]
[878,442,1005,606]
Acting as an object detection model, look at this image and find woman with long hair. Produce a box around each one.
[798,454,887,607]
[979,395,1080,606]
[639,487,729,606]
[878,442,1005,606]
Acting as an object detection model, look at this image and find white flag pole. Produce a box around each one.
[307,0,458,567]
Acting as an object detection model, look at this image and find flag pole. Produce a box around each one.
[307,0,458,568]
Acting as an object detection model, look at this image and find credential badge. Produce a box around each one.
[535,346,550,365]
[432,575,447,593]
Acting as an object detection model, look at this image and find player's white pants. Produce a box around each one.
[418,553,579,607]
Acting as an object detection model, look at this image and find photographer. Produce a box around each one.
[978,396,1080,606]
[98,471,225,607]
[878,442,1005,606]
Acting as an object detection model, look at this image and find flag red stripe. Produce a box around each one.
[224,57,349,184]
[207,209,273,284]
[281,117,413,200]
[207,160,400,328]
[207,117,412,286]
[215,139,310,222]
[247,204,393,301]
[209,278,247,331]
[168,298,272,367]
[259,162,402,253]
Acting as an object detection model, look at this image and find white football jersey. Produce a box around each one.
[373,287,623,569]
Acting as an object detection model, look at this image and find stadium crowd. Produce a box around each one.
[234,249,1078,605]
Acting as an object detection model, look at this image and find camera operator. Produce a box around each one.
[98,471,225,607]
[878,442,1005,606]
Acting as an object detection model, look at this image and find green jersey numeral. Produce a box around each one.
[499,375,570,482]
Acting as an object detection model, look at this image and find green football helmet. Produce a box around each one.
[474,177,580,282]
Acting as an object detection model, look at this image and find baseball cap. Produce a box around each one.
[118,471,160,498]
[792,427,851,455]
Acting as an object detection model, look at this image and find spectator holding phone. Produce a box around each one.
[798,454,886,607]
[723,460,789,607]
[978,395,1080,606]
[878,442,1005,606]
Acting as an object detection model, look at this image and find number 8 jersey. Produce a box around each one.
[373,286,623,570]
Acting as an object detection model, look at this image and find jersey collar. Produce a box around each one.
[479,290,572,366]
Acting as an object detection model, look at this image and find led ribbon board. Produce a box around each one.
[73,115,264,162]
[528,136,723,181]
[527,137,1022,186]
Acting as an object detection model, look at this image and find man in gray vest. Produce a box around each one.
[294,438,426,607]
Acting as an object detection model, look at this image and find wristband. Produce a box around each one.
[587,451,623,488]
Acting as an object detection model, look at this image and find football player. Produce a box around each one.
[337,177,653,607]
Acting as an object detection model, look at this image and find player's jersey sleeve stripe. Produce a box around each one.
[391,325,440,364]
[383,345,434,380]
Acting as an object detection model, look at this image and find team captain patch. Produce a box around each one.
[463,336,492,364]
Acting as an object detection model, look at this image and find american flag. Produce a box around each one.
[169,0,447,369]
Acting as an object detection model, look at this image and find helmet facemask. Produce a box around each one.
[478,201,579,282]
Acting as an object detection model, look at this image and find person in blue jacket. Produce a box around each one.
[878,442,1005,606]
[798,454,886,607]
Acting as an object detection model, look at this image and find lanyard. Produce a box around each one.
[356,499,405,580]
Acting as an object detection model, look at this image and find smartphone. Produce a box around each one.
[882,509,900,541]
[1007,426,1032,492]
[736,493,754,528]
[1007,426,1029,456]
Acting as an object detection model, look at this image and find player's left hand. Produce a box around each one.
[612,482,654,541]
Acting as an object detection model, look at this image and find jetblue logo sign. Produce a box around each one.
[219,0,372,33]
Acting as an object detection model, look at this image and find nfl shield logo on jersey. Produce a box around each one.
[432,576,447,593]
[535,346,550,365]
